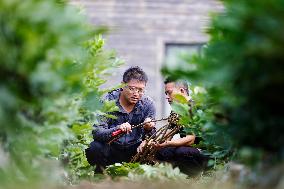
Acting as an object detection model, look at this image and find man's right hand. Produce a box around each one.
[119,122,132,134]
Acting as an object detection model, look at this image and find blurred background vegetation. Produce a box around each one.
[164,0,284,166]
[0,0,122,187]
[163,0,284,187]
[0,0,283,189]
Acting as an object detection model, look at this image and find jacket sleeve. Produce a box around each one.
[92,115,120,142]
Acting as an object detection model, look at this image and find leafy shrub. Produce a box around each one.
[0,0,122,186]
[106,162,187,181]
[163,0,284,167]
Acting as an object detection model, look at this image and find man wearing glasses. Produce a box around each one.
[85,66,156,172]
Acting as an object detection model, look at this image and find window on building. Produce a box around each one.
[162,43,203,116]
[164,43,203,70]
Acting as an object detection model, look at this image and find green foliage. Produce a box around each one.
[171,93,232,168]
[0,0,122,186]
[62,123,94,183]
[163,0,284,167]
[106,162,187,181]
[58,22,123,185]
[106,162,143,178]
[128,163,187,181]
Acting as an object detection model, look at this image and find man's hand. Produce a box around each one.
[137,140,146,153]
[143,117,155,131]
[119,122,132,134]
[137,139,156,153]
[153,141,170,149]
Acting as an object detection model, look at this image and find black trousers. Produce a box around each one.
[155,146,207,176]
[85,140,140,170]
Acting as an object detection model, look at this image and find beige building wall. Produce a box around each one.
[71,0,222,118]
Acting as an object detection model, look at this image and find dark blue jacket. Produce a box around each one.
[92,89,156,148]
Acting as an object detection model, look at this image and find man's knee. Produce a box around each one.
[85,140,108,166]
[175,147,208,167]
[175,147,200,157]
[90,140,105,150]
[156,147,175,161]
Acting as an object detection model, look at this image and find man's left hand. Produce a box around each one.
[153,141,169,149]
[143,117,155,131]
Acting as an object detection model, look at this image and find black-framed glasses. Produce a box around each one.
[126,86,145,94]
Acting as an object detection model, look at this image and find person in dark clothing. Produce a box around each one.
[85,66,156,172]
[154,79,206,176]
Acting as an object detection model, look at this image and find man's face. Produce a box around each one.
[165,82,177,104]
[165,82,188,104]
[121,79,146,105]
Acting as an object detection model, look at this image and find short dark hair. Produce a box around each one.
[164,77,189,95]
[122,66,148,83]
